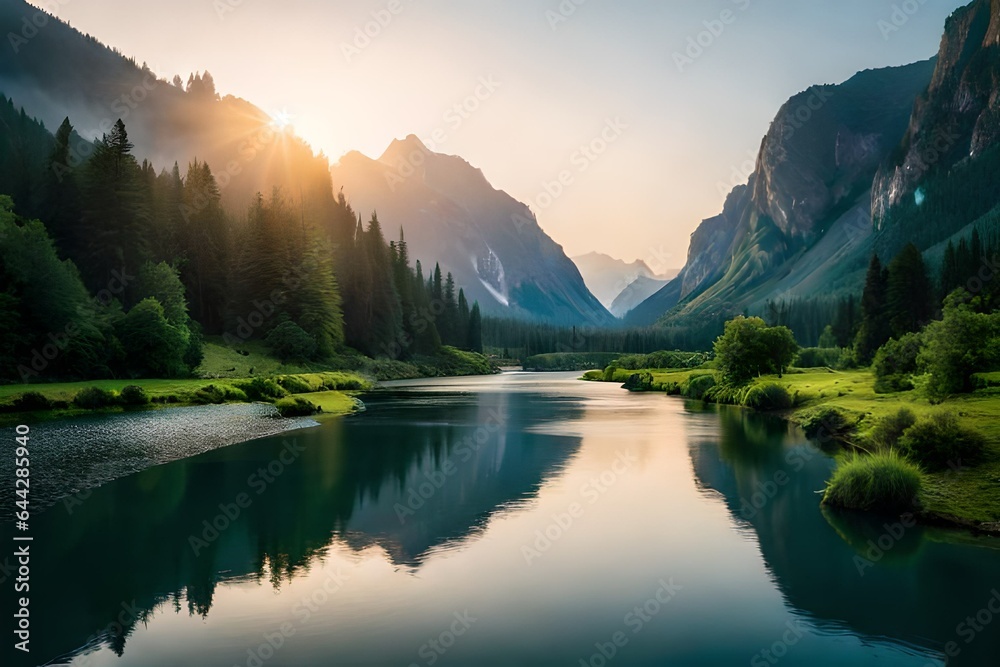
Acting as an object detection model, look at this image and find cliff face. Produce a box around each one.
[873,0,1000,221]
[628,60,935,327]
[752,63,937,241]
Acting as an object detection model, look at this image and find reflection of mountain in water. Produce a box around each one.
[688,405,1000,667]
[14,390,581,666]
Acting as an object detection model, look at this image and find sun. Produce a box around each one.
[269,108,295,131]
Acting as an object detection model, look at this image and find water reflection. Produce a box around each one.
[688,404,1000,667]
[11,389,582,665]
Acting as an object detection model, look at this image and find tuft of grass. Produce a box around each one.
[823,449,924,512]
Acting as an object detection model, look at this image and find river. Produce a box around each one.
[3,372,999,666]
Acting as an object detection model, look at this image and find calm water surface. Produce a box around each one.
[4,372,999,666]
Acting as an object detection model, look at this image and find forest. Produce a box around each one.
[0,99,483,383]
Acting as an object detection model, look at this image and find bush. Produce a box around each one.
[612,351,708,371]
[602,365,618,382]
[798,406,857,441]
[73,387,119,409]
[119,385,150,406]
[739,383,793,411]
[794,347,844,369]
[277,375,314,394]
[265,321,318,362]
[194,384,248,404]
[623,372,653,392]
[822,450,923,512]
[873,333,923,394]
[681,374,716,400]
[235,378,289,401]
[13,392,52,411]
[275,396,320,417]
[899,413,987,470]
[865,408,917,450]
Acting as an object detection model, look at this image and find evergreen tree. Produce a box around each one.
[467,302,483,353]
[79,119,150,290]
[457,288,470,350]
[854,254,891,364]
[886,243,933,337]
[180,160,229,331]
[42,117,82,256]
[940,240,961,299]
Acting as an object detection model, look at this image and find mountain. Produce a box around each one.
[0,0,335,217]
[330,136,614,325]
[608,275,670,318]
[633,0,1000,336]
[872,0,1000,255]
[571,251,676,310]
[628,58,939,329]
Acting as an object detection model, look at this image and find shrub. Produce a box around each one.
[235,378,289,401]
[119,385,150,406]
[739,383,793,411]
[265,321,317,362]
[73,387,119,409]
[13,392,52,411]
[899,413,987,470]
[194,384,249,404]
[612,351,708,371]
[865,408,917,450]
[682,374,716,400]
[822,450,923,512]
[277,375,314,394]
[872,333,923,394]
[623,372,653,392]
[275,396,320,417]
[602,365,618,382]
[794,347,844,369]
[798,406,856,441]
[318,372,368,390]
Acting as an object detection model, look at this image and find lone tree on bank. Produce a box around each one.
[714,316,798,385]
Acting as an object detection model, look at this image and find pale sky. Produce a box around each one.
[33,0,966,269]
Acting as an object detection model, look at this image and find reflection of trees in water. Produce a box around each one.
[688,408,1000,666]
[25,390,582,665]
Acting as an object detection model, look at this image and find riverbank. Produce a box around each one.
[0,343,499,425]
[584,366,1000,535]
[0,371,370,425]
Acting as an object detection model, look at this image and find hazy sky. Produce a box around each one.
[34,0,966,269]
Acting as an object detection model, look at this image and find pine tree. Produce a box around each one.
[854,254,891,364]
[886,243,933,337]
[467,302,483,353]
[457,288,470,350]
[940,240,961,299]
[42,117,82,257]
[80,119,150,290]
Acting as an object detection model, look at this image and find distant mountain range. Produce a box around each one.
[628,0,1000,331]
[571,252,676,316]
